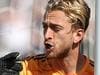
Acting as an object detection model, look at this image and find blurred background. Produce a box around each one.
[0,0,95,60]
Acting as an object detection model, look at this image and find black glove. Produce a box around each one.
[0,52,23,75]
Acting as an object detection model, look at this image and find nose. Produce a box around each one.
[44,28,54,41]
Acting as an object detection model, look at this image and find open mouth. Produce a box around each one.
[45,42,54,50]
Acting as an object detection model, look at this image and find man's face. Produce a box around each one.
[43,10,74,58]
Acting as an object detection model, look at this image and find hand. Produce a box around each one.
[0,52,23,75]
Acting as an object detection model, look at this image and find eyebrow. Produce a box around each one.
[42,22,64,29]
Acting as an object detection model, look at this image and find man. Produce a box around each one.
[20,0,94,75]
[0,0,94,75]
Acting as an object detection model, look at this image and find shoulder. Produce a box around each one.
[82,55,94,75]
[21,56,52,70]
[20,58,44,75]
[84,55,94,69]
[89,59,94,67]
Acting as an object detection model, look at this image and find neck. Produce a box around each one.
[63,46,79,73]
[62,44,85,74]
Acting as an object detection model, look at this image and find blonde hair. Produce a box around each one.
[45,0,90,31]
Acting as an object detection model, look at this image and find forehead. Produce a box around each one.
[44,10,70,24]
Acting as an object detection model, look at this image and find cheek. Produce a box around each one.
[55,32,73,48]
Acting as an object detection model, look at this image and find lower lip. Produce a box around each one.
[46,48,51,52]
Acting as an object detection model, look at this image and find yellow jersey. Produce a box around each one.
[20,55,94,75]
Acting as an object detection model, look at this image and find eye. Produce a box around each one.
[50,24,63,32]
[42,22,48,29]
[42,22,48,34]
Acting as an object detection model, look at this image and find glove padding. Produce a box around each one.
[0,52,23,75]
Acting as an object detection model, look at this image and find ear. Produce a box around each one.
[73,29,84,43]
